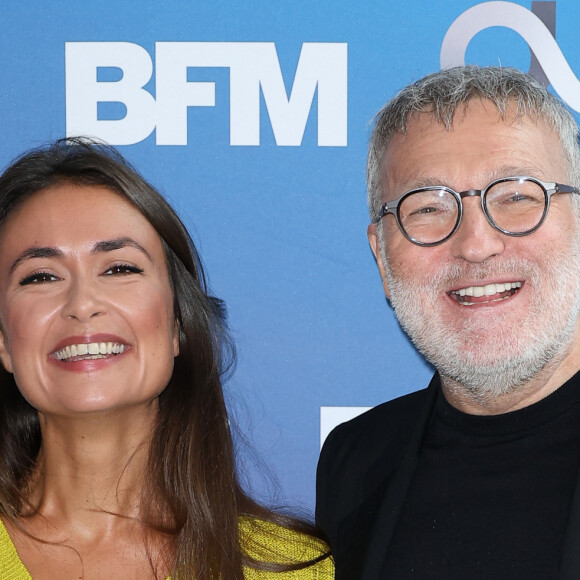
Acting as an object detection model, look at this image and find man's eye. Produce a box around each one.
[19,272,60,286]
[506,192,528,202]
[409,204,454,217]
[103,264,144,276]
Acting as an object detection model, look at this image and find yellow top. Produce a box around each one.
[0,517,333,579]
[241,517,333,579]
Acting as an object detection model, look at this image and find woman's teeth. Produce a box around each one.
[53,342,126,361]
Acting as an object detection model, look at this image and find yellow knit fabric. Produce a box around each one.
[0,522,29,580]
[241,517,333,579]
[0,518,333,579]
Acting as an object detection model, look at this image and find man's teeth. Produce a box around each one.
[54,342,126,361]
[454,281,522,298]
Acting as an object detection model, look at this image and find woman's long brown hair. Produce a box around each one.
[0,138,328,579]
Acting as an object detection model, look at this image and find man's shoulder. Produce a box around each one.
[323,386,432,462]
[316,381,437,544]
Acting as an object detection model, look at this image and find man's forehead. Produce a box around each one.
[399,98,527,136]
[380,99,567,198]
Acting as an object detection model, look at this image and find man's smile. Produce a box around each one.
[449,281,523,306]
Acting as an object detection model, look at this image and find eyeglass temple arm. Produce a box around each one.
[556,184,580,195]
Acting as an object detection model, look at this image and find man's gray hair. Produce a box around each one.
[367,65,580,221]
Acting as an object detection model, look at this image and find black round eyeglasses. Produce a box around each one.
[374,176,580,247]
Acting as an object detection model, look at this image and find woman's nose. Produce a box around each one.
[62,277,106,321]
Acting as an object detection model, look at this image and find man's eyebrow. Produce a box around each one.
[406,177,449,189]
[484,165,546,181]
[92,237,153,262]
[403,167,546,192]
[9,247,63,275]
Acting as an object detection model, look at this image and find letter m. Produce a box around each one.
[228,42,348,146]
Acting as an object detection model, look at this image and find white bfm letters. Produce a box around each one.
[65,42,348,147]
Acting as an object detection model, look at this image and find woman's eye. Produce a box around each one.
[103,264,144,276]
[19,272,60,286]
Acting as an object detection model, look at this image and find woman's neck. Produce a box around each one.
[22,402,159,542]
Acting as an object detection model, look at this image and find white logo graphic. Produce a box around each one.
[320,406,371,449]
[65,42,347,147]
[440,1,580,112]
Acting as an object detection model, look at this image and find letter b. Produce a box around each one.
[65,42,156,144]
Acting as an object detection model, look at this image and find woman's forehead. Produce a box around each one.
[0,183,166,263]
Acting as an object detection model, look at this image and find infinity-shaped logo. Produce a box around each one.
[440,1,580,111]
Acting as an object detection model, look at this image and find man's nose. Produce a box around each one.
[62,277,106,321]
[448,197,506,263]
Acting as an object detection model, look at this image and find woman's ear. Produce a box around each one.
[0,330,13,374]
[172,319,180,358]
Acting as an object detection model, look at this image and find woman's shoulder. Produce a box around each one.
[240,517,334,579]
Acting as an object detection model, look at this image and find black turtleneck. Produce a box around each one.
[382,372,580,579]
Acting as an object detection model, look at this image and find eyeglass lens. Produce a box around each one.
[398,179,547,244]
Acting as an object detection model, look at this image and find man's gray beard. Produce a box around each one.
[382,243,580,403]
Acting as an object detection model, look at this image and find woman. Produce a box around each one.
[0,138,332,579]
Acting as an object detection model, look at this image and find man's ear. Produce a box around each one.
[367,222,391,300]
[0,330,13,374]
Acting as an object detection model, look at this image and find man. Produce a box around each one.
[316,65,580,580]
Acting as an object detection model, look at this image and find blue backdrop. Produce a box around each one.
[1,0,578,512]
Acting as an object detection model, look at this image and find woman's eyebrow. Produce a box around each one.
[8,237,153,275]
[9,247,63,274]
[91,237,152,262]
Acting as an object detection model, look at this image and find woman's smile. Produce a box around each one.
[49,333,132,372]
